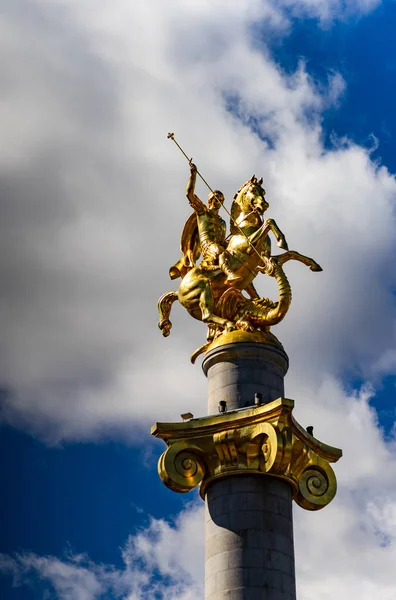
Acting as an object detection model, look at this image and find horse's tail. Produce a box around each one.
[158,291,178,337]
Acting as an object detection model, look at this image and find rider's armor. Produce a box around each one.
[198,211,240,281]
[199,212,226,266]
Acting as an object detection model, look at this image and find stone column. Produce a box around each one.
[202,341,295,600]
[152,339,341,599]
[203,342,288,414]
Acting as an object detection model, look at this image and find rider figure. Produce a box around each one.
[186,162,240,282]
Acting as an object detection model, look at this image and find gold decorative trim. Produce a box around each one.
[206,330,284,354]
[151,398,342,511]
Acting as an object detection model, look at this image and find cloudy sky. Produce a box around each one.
[1,0,396,598]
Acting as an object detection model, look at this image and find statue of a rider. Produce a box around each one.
[169,162,244,283]
[160,133,323,363]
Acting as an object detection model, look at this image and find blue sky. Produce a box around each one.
[1,1,396,599]
[271,4,396,168]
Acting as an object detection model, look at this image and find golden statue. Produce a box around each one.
[159,134,322,362]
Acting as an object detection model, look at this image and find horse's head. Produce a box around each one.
[230,175,269,234]
[233,175,269,216]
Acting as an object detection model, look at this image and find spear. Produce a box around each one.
[167,132,215,194]
[167,132,271,269]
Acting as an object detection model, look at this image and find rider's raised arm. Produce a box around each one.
[186,162,205,215]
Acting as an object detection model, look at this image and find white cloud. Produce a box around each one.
[1,0,394,441]
[0,552,104,600]
[1,0,396,599]
[0,502,204,600]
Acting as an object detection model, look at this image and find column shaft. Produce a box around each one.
[203,343,288,414]
[203,341,295,599]
[205,476,295,600]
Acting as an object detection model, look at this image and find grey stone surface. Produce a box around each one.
[205,477,296,599]
[203,343,295,599]
[202,342,289,413]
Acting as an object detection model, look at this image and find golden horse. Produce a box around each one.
[158,177,321,360]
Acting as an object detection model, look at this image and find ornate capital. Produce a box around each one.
[151,398,342,511]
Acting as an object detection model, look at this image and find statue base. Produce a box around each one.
[206,329,284,353]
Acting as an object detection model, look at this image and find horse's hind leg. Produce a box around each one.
[199,285,235,330]
[158,291,178,337]
[275,250,322,272]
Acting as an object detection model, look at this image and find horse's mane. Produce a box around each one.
[230,175,265,235]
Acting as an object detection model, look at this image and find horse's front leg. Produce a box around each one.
[265,218,289,251]
[247,220,271,249]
